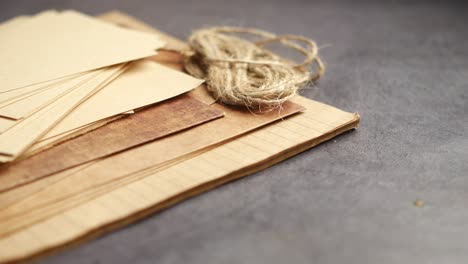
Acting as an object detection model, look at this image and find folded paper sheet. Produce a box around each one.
[0,10,164,92]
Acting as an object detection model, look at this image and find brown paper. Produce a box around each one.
[24,115,127,157]
[0,99,302,236]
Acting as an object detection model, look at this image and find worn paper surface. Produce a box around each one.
[0,10,164,92]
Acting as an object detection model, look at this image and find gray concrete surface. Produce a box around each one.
[1,0,467,263]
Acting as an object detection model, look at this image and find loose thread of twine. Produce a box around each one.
[184,26,325,111]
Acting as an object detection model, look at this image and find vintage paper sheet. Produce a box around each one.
[25,115,128,156]
[0,95,359,262]
[0,10,164,92]
[0,74,83,105]
[0,64,128,162]
[40,59,204,140]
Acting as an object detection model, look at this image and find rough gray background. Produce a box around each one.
[1,0,467,263]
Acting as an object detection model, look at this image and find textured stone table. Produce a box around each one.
[1,0,467,263]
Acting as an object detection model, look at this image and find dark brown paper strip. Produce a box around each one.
[0,99,303,237]
[0,95,223,193]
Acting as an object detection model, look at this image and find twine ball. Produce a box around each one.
[184,27,325,110]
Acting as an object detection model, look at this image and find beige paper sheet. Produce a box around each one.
[0,74,93,134]
[0,10,56,33]
[0,71,99,119]
[39,59,204,140]
[0,119,15,134]
[0,15,29,31]
[0,74,81,105]
[0,75,89,134]
[98,11,188,52]
[0,64,127,162]
[0,10,164,92]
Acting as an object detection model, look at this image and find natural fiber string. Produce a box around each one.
[184,26,325,110]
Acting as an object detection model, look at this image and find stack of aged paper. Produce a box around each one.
[0,10,207,162]
[0,11,360,264]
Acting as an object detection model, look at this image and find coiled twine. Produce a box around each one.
[184,27,325,110]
